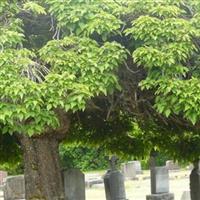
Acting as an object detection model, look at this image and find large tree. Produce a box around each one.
[0,1,126,199]
[1,0,200,199]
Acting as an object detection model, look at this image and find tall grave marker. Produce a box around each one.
[103,156,127,200]
[146,152,174,200]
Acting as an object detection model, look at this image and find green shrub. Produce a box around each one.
[59,144,110,171]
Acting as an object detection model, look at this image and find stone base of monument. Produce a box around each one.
[146,193,174,200]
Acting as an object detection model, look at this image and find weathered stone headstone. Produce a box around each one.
[104,156,126,200]
[85,177,103,188]
[103,170,112,200]
[122,160,142,178]
[181,191,191,200]
[109,170,126,200]
[146,167,174,200]
[121,162,136,180]
[4,175,25,200]
[166,160,180,170]
[63,169,85,200]
[146,152,174,200]
[151,166,169,194]
[0,171,7,185]
[134,160,142,174]
[190,160,200,200]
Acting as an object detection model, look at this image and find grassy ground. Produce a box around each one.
[86,170,190,200]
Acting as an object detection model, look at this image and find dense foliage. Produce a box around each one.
[0,0,126,136]
[59,144,109,171]
[63,0,200,161]
[1,0,200,170]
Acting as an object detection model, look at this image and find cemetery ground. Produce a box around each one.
[86,169,190,200]
[0,168,191,200]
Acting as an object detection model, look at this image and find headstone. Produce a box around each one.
[104,170,112,200]
[63,169,85,200]
[0,171,7,185]
[104,156,126,200]
[151,166,169,194]
[121,162,136,180]
[132,161,142,174]
[85,173,103,188]
[109,171,126,200]
[190,160,200,200]
[4,175,25,200]
[181,191,191,200]
[147,152,174,200]
[85,177,103,188]
[122,161,142,178]
[166,160,180,170]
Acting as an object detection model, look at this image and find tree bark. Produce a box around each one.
[18,109,69,200]
[20,134,64,200]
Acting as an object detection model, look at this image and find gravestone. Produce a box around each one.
[146,153,174,200]
[63,169,85,200]
[131,161,142,174]
[146,167,174,200]
[85,177,103,188]
[104,156,126,200]
[166,160,180,170]
[190,160,200,200]
[121,162,136,180]
[0,171,7,185]
[104,170,112,200]
[4,175,25,200]
[181,191,191,200]
[109,171,126,200]
[151,166,169,194]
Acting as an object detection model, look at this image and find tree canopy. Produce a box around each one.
[64,0,200,161]
[0,0,127,136]
[1,0,200,168]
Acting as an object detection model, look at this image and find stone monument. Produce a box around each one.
[0,171,7,185]
[3,175,25,200]
[151,166,169,194]
[103,156,127,200]
[146,153,174,200]
[121,160,142,179]
[190,160,200,200]
[63,168,85,200]
[166,160,180,170]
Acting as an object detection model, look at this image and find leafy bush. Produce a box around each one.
[59,144,110,171]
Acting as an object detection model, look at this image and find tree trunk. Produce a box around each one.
[20,134,64,200]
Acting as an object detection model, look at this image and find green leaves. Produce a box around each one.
[23,2,46,15]
[46,0,123,39]
[0,2,126,137]
[1,0,200,137]
[150,5,183,18]
[152,78,200,125]
[126,0,200,124]
[40,36,126,97]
